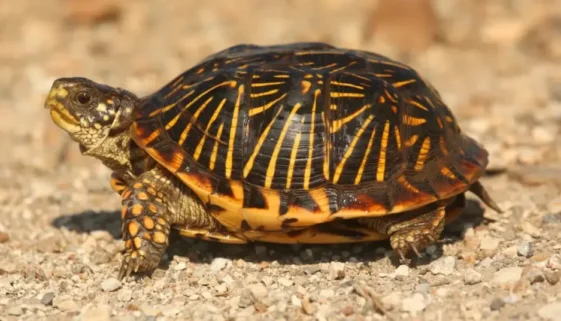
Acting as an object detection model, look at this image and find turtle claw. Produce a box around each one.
[390,229,441,264]
[118,252,139,280]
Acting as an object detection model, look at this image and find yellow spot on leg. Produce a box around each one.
[133,237,142,249]
[142,217,155,230]
[128,221,139,237]
[137,192,149,201]
[131,204,143,216]
[153,231,167,244]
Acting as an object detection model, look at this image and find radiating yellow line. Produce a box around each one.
[225,85,244,178]
[394,126,402,149]
[209,123,224,170]
[265,104,301,188]
[243,107,284,178]
[248,93,287,116]
[403,114,426,126]
[177,96,214,145]
[250,89,279,98]
[398,175,419,193]
[440,166,456,179]
[333,115,374,184]
[193,98,228,161]
[376,121,390,182]
[311,63,338,70]
[330,92,365,98]
[251,81,285,87]
[286,129,303,189]
[304,90,320,189]
[330,81,364,90]
[407,99,429,111]
[301,80,312,94]
[383,89,398,103]
[329,61,357,73]
[405,134,419,147]
[355,126,376,185]
[414,137,431,170]
[331,104,370,133]
[149,90,194,117]
[393,79,416,88]
[439,136,448,155]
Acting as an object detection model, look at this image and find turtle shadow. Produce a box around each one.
[50,199,487,268]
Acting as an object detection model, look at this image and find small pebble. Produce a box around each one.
[174,262,187,271]
[247,283,268,299]
[517,241,534,258]
[415,283,430,293]
[57,300,79,312]
[209,258,231,272]
[8,306,23,316]
[538,301,561,321]
[521,221,541,238]
[41,292,55,305]
[464,269,483,285]
[545,271,560,285]
[490,298,505,311]
[101,278,121,292]
[525,267,545,284]
[79,304,111,321]
[382,292,401,309]
[117,289,133,302]
[492,267,523,287]
[319,289,335,299]
[401,293,427,314]
[328,262,345,279]
[278,277,293,287]
[238,290,253,308]
[429,256,456,275]
[480,236,500,251]
[394,265,410,277]
[548,254,561,270]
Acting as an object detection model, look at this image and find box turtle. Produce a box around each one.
[44,42,502,279]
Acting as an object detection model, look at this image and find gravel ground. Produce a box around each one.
[1,0,561,320]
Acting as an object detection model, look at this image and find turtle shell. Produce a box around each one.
[131,42,489,237]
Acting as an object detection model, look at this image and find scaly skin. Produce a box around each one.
[44,78,218,279]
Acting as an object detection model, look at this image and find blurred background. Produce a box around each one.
[0,0,560,175]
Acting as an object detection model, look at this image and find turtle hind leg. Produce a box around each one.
[358,201,452,264]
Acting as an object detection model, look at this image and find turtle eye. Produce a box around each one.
[76,91,92,105]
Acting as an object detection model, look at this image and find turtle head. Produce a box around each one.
[44,77,139,150]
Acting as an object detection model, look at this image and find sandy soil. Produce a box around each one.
[1,0,561,320]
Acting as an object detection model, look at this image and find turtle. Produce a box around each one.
[44,42,502,280]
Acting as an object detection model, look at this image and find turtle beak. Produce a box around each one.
[44,80,81,133]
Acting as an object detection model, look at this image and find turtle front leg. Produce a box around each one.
[358,201,451,264]
[118,173,171,279]
[117,166,219,279]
